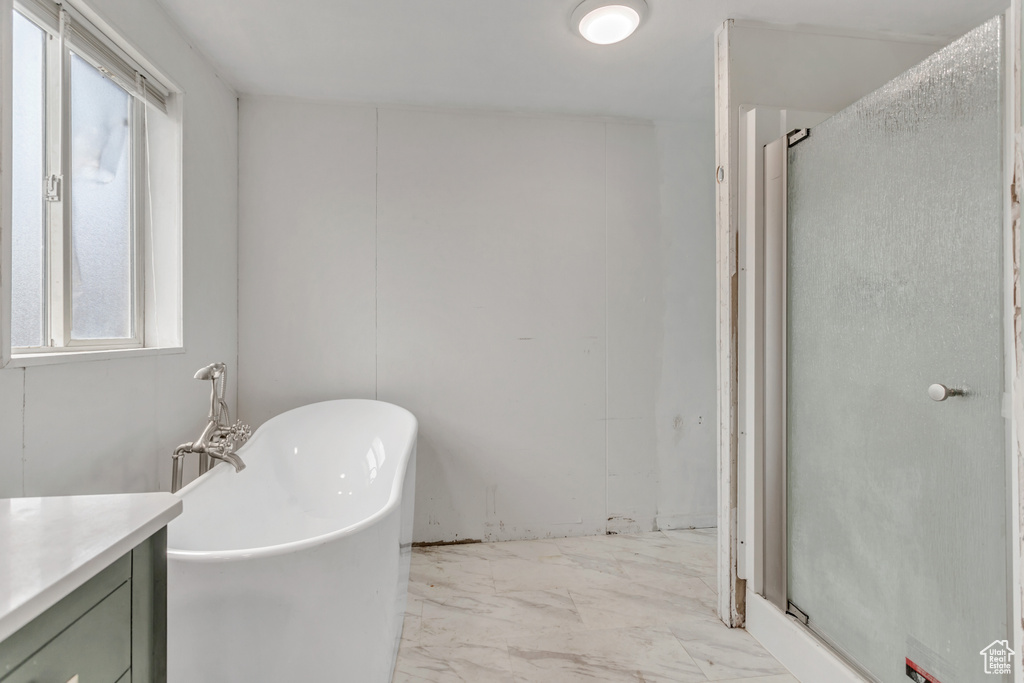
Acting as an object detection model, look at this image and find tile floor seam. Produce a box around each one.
[670,633,713,680]
[564,586,585,630]
[501,638,515,682]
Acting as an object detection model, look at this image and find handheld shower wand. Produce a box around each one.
[193,362,226,423]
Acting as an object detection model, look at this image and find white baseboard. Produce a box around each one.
[655,513,717,530]
[745,590,867,683]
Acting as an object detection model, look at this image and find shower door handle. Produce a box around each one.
[928,383,965,401]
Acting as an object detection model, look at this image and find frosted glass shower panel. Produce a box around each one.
[12,13,46,348]
[786,16,1008,683]
[70,52,133,341]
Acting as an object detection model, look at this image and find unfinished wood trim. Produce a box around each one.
[715,19,743,628]
[1009,2,1024,677]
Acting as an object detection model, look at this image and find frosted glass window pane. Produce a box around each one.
[786,16,1006,683]
[12,12,46,348]
[70,52,133,340]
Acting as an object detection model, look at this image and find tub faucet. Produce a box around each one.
[209,449,246,471]
[171,362,251,493]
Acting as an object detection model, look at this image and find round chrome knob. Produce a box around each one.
[929,383,952,401]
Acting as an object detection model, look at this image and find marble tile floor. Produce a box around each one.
[394,529,797,683]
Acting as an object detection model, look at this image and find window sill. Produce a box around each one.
[6,345,185,368]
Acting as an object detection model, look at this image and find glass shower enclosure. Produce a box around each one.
[778,15,1012,683]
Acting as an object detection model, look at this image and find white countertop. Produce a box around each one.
[0,492,182,642]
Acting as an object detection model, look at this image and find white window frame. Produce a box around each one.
[9,0,171,357]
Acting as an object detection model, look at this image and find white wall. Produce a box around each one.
[653,118,719,531]
[238,98,716,542]
[0,0,238,498]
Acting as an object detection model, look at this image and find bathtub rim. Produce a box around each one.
[166,398,417,564]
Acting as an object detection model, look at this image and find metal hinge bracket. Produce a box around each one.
[45,174,62,202]
[786,128,810,147]
[786,600,810,625]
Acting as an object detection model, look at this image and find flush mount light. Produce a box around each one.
[571,0,647,45]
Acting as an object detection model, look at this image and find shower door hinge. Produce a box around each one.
[45,174,62,202]
[786,600,810,625]
[786,128,810,147]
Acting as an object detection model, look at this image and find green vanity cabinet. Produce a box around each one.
[0,529,168,683]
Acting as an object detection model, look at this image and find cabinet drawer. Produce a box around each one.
[3,583,131,683]
[0,554,131,677]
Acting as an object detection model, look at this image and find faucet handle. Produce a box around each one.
[231,420,252,442]
[217,421,251,452]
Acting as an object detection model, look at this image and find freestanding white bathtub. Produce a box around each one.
[166,399,417,683]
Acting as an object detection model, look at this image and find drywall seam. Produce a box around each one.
[20,367,25,496]
[604,122,610,532]
[374,107,379,401]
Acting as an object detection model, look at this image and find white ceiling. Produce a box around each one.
[153,0,1009,121]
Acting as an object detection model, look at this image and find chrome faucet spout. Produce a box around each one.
[209,450,246,472]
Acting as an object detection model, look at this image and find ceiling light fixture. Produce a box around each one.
[571,0,647,45]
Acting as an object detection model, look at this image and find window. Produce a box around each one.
[11,0,172,355]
